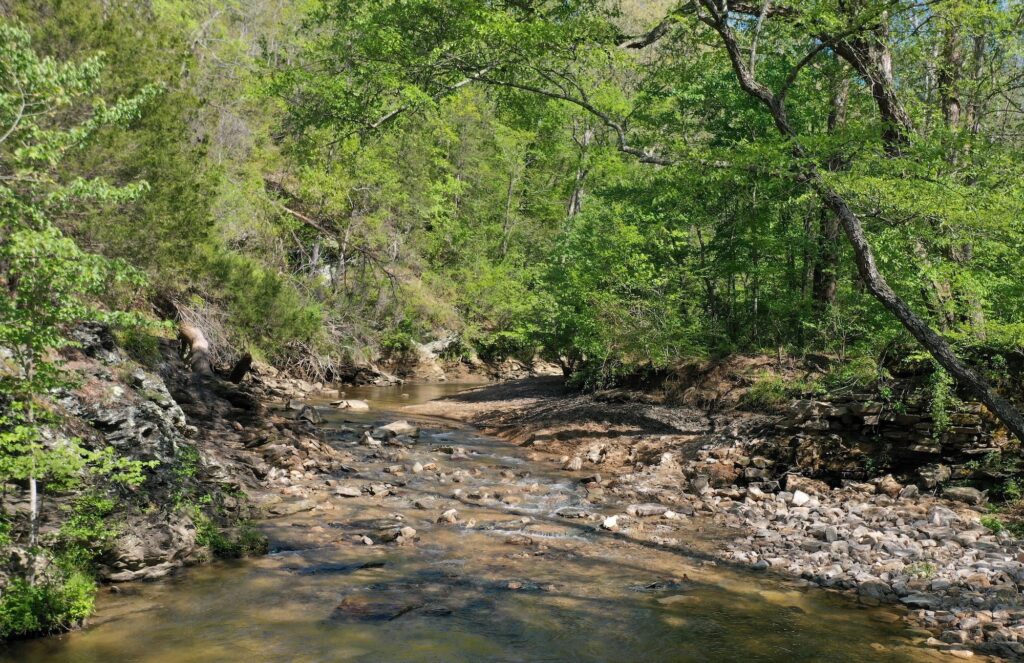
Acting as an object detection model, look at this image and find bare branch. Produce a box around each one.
[749,0,772,73]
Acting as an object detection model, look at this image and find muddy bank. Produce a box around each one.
[408,379,1024,660]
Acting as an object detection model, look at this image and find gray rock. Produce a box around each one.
[375,420,419,438]
[334,485,362,498]
[627,503,669,517]
[944,486,986,505]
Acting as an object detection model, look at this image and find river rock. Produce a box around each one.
[563,456,583,471]
[627,503,669,517]
[943,486,985,505]
[334,485,362,497]
[791,490,811,507]
[785,475,830,495]
[333,595,423,621]
[601,515,619,531]
[438,509,459,524]
[296,404,322,424]
[875,474,903,498]
[333,399,370,411]
[376,420,419,438]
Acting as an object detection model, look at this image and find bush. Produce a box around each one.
[981,514,1004,534]
[473,330,533,364]
[56,492,119,573]
[379,319,418,359]
[741,372,791,410]
[823,356,887,392]
[113,325,163,366]
[0,572,96,639]
[195,512,267,559]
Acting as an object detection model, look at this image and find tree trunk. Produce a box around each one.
[811,209,840,306]
[812,71,847,307]
[698,2,1024,442]
[28,476,37,547]
[817,184,1024,442]
[179,323,214,376]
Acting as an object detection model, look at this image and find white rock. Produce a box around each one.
[792,490,811,507]
[332,399,370,411]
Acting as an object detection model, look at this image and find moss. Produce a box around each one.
[113,326,163,366]
[739,371,817,410]
[822,356,888,392]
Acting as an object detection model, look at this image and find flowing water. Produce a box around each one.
[5,384,967,662]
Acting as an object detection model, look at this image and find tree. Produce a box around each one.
[0,21,153,570]
[276,0,1024,441]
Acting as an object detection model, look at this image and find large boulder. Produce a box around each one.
[103,514,200,582]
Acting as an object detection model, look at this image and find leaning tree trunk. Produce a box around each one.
[179,323,214,376]
[697,0,1024,443]
[817,185,1024,442]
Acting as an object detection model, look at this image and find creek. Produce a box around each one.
[6,384,956,662]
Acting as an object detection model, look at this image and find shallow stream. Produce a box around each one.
[6,384,964,662]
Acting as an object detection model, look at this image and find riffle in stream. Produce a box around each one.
[7,384,964,662]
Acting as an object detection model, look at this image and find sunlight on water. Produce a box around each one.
[3,385,969,663]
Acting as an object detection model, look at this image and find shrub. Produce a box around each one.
[823,356,887,392]
[194,512,267,559]
[379,319,418,359]
[740,372,791,410]
[0,572,96,639]
[929,363,955,437]
[906,561,937,579]
[113,325,163,366]
[473,330,533,364]
[56,492,119,573]
[981,514,1004,534]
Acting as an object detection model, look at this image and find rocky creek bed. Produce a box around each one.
[408,379,1024,661]
[2,378,988,662]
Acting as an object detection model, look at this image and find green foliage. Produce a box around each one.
[823,357,888,393]
[113,325,164,367]
[379,320,419,360]
[0,572,95,639]
[930,364,956,437]
[55,492,119,573]
[906,562,937,580]
[741,373,792,410]
[981,515,1004,535]
[194,511,267,559]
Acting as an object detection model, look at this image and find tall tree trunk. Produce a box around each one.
[813,76,849,307]
[567,123,594,217]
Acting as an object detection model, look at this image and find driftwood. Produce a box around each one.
[178,323,213,376]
